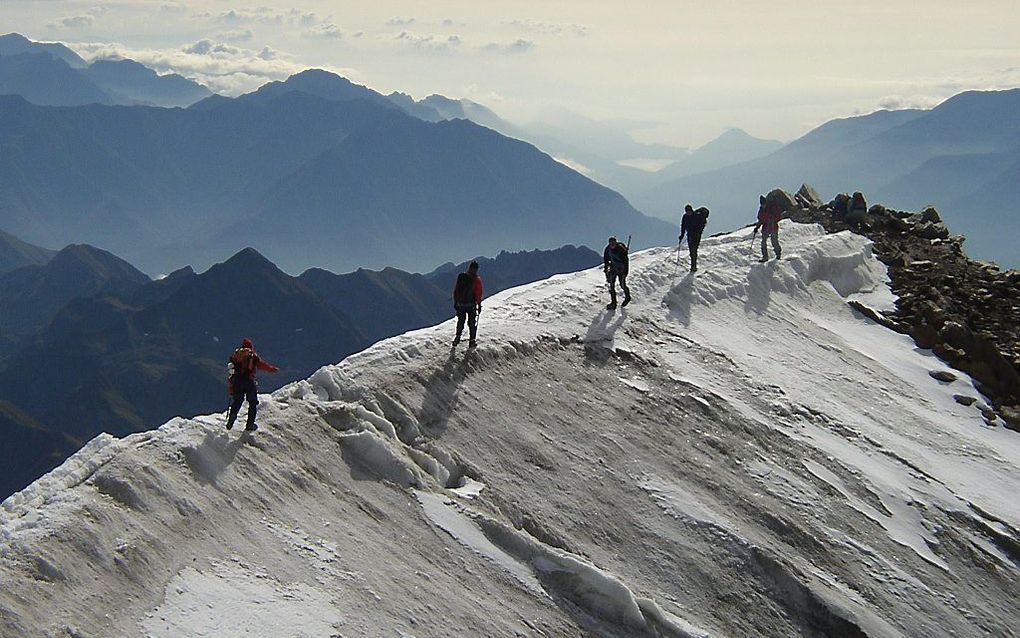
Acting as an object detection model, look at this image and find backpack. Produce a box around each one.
[229,347,255,380]
[693,207,710,233]
[454,272,475,307]
[851,191,867,211]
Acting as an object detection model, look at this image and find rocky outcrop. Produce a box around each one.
[764,188,799,216]
[782,185,1020,431]
[795,184,823,210]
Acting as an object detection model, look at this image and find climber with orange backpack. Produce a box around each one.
[226,337,279,431]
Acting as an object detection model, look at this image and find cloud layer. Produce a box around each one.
[69,39,309,95]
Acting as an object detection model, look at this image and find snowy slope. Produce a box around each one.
[2,223,1018,637]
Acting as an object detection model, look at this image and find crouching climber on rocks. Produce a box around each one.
[226,337,279,431]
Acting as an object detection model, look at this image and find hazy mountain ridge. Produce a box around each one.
[0,228,54,275]
[0,72,669,274]
[0,33,86,68]
[634,90,1020,267]
[0,33,211,107]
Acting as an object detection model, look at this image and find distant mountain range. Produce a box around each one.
[633,90,1020,268]
[0,234,600,498]
[0,65,670,275]
[386,96,783,205]
[0,33,211,107]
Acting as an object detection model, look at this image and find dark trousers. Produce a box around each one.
[688,237,701,270]
[226,378,258,429]
[608,270,629,303]
[455,305,477,342]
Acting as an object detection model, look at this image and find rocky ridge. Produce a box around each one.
[768,185,1020,430]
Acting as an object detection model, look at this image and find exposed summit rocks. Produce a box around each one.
[777,185,1020,430]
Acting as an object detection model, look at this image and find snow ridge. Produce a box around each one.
[2,223,1019,637]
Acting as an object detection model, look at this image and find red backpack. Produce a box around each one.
[227,347,256,393]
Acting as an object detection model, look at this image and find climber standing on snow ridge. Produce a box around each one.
[226,337,279,432]
[679,203,710,273]
[452,260,483,348]
[603,236,631,310]
[753,195,783,262]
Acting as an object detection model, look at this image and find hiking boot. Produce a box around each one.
[621,296,631,307]
[453,336,461,346]
[775,250,782,260]
[244,423,258,432]
[759,256,769,263]
[468,339,477,348]
[690,266,697,273]
[606,302,617,310]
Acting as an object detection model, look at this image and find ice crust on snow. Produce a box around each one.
[2,222,1019,637]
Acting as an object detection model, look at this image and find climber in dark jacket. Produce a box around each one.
[452,261,484,347]
[603,236,630,309]
[679,204,710,272]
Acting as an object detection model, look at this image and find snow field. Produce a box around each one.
[2,222,1018,637]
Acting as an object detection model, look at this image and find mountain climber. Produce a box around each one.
[754,195,783,262]
[847,191,868,225]
[679,204,710,272]
[453,261,484,347]
[603,236,630,309]
[226,337,279,431]
[832,192,850,216]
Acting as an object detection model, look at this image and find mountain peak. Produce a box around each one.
[278,69,364,94]
[87,58,153,77]
[247,68,390,108]
[0,32,88,68]
[48,244,150,283]
[0,32,30,45]
[221,246,276,270]
[696,127,781,153]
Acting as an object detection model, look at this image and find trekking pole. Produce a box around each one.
[749,228,758,257]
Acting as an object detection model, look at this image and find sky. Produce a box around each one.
[2,0,1020,148]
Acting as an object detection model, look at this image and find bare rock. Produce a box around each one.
[912,323,939,349]
[1000,406,1020,431]
[929,369,958,383]
[939,321,972,350]
[765,188,798,218]
[795,184,824,209]
[953,394,978,406]
[918,222,950,240]
[920,206,942,224]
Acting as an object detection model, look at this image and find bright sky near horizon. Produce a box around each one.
[2,0,1019,148]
